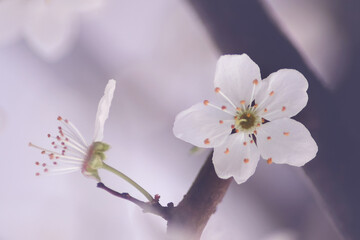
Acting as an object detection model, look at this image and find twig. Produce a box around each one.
[97,182,173,221]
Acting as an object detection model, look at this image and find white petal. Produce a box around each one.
[255,69,308,121]
[257,118,318,166]
[23,3,77,60]
[213,133,260,184]
[214,54,261,106]
[173,102,234,148]
[0,0,24,46]
[93,79,116,141]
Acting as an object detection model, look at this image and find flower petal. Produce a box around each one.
[93,79,116,141]
[214,54,262,107]
[257,118,318,166]
[255,69,308,121]
[173,102,234,148]
[213,133,260,184]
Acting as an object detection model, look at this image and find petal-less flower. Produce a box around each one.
[29,79,116,181]
[173,54,318,184]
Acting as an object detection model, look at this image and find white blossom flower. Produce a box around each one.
[0,0,103,60]
[173,54,318,184]
[29,79,116,180]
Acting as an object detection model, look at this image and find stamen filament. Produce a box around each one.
[207,103,235,116]
[217,90,237,110]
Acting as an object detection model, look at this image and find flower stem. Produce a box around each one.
[101,163,154,202]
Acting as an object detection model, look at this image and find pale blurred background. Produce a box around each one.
[0,0,345,239]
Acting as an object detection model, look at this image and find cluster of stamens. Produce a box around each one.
[29,116,90,176]
[202,79,291,165]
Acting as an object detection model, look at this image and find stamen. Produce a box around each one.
[204,138,210,145]
[283,132,290,136]
[224,148,229,154]
[205,101,235,116]
[243,142,247,146]
[214,87,237,109]
[248,79,259,108]
[243,158,249,163]
[267,158,273,164]
[267,136,271,140]
[282,106,286,111]
[219,120,224,124]
[203,100,209,106]
[269,91,274,96]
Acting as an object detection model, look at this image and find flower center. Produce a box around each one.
[235,108,260,133]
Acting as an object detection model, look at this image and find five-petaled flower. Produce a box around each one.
[29,79,116,181]
[173,54,318,184]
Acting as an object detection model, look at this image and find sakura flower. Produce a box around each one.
[0,0,103,60]
[173,54,318,184]
[29,79,116,181]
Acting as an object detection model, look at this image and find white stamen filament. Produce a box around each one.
[207,103,235,116]
[217,89,237,110]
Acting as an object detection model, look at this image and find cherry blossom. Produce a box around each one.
[29,79,116,180]
[173,54,318,184]
[0,0,103,60]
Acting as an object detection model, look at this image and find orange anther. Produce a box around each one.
[267,158,273,164]
[215,87,221,93]
[283,132,290,136]
[253,79,259,85]
[231,124,235,129]
[243,142,247,146]
[219,120,224,124]
[264,108,268,113]
[267,136,271,140]
[254,130,257,134]
[250,140,254,144]
[57,116,62,121]
[236,107,241,111]
[246,113,251,117]
[240,100,246,105]
[253,104,258,108]
[203,100,209,106]
[244,158,249,163]
[269,91,274,96]
[221,106,227,110]
[204,138,210,145]
[235,129,239,133]
[224,148,230,154]
[282,106,286,111]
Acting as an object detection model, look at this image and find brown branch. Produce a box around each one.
[97,182,173,220]
[166,153,232,240]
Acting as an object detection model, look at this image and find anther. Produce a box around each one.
[235,129,239,133]
[283,132,290,136]
[35,162,40,165]
[231,124,235,129]
[282,106,286,111]
[47,134,51,138]
[253,79,259,85]
[254,130,257,134]
[269,91,274,96]
[221,106,227,110]
[204,138,210,145]
[42,163,46,167]
[253,104,258,108]
[250,140,254,144]
[267,136,271,140]
[41,151,45,154]
[262,118,265,123]
[203,100,209,106]
[246,113,250,117]
[219,120,224,124]
[215,87,221,93]
[240,100,246,105]
[44,168,48,173]
[244,158,249,163]
[264,108,268,113]
[243,142,247,146]
[267,158,273,164]
[236,107,241,111]
[36,173,40,176]
[57,116,62,121]
[224,148,229,154]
